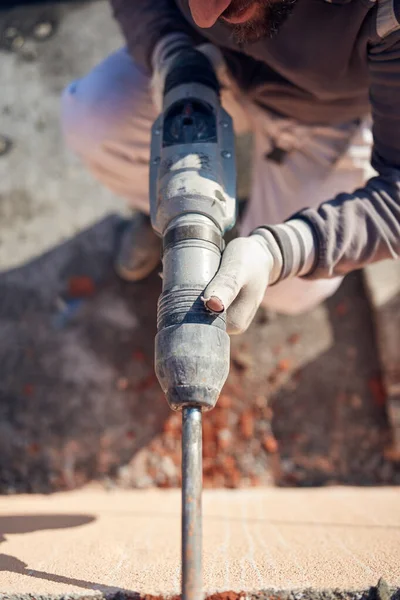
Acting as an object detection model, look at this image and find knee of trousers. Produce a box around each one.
[262,276,344,315]
[61,50,153,162]
[61,82,119,160]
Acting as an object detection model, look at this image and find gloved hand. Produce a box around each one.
[203,232,282,335]
[151,33,228,112]
[203,220,316,334]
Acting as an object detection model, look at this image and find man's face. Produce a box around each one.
[188,0,297,43]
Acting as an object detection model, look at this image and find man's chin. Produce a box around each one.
[229,20,270,43]
[220,4,267,43]
[220,0,298,44]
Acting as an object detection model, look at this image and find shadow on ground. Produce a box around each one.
[0,215,167,492]
[0,513,129,594]
[270,275,395,486]
[0,214,398,492]
[0,513,398,598]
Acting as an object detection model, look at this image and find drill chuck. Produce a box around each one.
[155,215,230,411]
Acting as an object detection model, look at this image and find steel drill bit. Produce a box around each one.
[182,407,203,600]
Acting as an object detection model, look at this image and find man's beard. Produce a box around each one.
[221,0,298,44]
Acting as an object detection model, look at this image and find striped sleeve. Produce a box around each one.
[286,1,400,279]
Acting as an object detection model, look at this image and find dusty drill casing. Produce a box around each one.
[150,51,237,412]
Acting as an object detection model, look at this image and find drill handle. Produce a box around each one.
[164,48,220,100]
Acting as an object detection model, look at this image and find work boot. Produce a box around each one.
[115,212,161,281]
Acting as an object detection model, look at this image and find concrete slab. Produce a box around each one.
[364,262,400,458]
[0,487,398,597]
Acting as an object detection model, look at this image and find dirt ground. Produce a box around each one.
[0,215,399,493]
[118,270,397,490]
[1,0,400,494]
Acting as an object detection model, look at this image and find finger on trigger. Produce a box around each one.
[202,295,224,313]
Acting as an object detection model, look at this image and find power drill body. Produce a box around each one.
[150,51,237,412]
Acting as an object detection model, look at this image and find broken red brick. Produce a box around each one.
[67,276,96,298]
[277,358,292,372]
[263,434,278,454]
[384,446,400,462]
[163,414,181,435]
[335,301,349,317]
[23,383,34,396]
[202,419,215,444]
[255,395,266,408]
[262,406,274,420]
[212,408,229,429]
[116,377,129,391]
[27,442,40,456]
[227,467,241,488]
[170,451,181,466]
[221,455,236,471]
[132,349,146,363]
[218,394,232,409]
[203,441,218,460]
[207,592,241,600]
[368,376,386,408]
[239,410,254,439]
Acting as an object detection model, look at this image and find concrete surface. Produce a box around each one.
[0,487,399,597]
[0,0,127,272]
[364,262,400,458]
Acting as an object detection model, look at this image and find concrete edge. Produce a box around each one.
[1,580,399,600]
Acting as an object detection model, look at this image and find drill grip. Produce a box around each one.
[158,221,225,330]
[155,215,230,412]
[164,48,220,97]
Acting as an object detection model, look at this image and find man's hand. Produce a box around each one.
[203,219,317,334]
[203,234,282,334]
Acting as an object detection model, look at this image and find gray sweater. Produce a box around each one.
[110,0,400,279]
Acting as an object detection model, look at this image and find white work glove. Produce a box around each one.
[203,220,316,334]
[203,234,282,335]
[151,33,228,113]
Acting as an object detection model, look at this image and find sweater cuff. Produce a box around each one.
[251,219,317,284]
